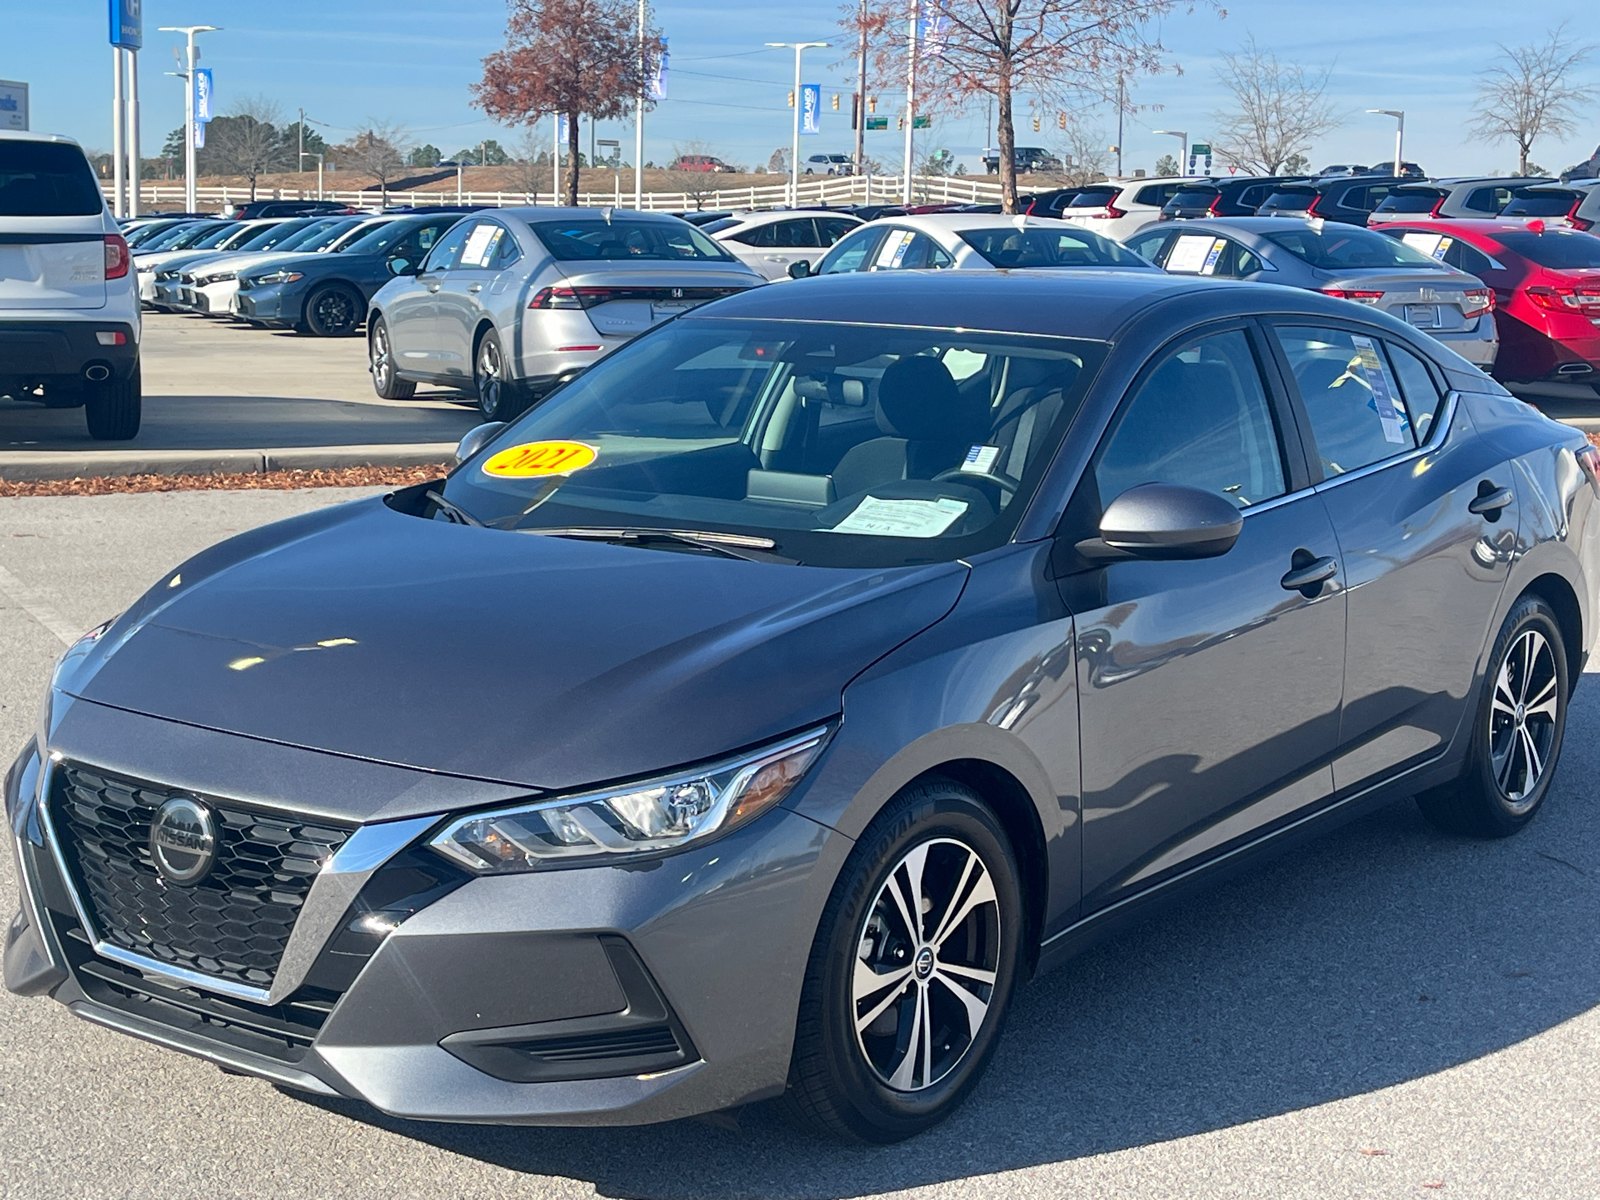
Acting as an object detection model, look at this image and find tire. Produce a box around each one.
[303,284,363,337]
[474,328,515,421]
[1417,595,1568,838]
[368,316,416,399]
[84,362,141,441]
[785,777,1023,1143]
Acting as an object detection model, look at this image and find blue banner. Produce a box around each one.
[109,0,142,50]
[649,37,668,101]
[800,84,821,135]
[195,68,214,123]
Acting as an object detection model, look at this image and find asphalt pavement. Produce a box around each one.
[2,487,1600,1199]
[0,314,483,478]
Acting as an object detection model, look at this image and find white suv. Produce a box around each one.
[1059,176,1215,244]
[0,131,141,439]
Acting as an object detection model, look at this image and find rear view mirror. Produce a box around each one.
[787,260,812,279]
[1083,483,1243,561]
[454,421,507,466]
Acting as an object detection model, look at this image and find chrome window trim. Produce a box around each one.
[35,755,434,1008]
[1308,388,1460,497]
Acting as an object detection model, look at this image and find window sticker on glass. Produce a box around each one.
[482,440,597,477]
[831,496,968,537]
[960,445,1002,474]
[875,229,917,269]
[1350,336,1407,443]
[1400,232,1452,261]
[460,225,504,268]
[1165,235,1227,275]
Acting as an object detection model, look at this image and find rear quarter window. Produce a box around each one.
[0,140,103,216]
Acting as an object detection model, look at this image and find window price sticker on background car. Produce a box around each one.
[481,441,597,478]
[460,224,504,268]
[831,496,968,538]
[1400,232,1453,261]
[1350,336,1407,443]
[876,230,917,269]
[960,445,1001,474]
[1165,235,1227,275]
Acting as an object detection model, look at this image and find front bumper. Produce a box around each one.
[235,282,303,324]
[4,717,847,1126]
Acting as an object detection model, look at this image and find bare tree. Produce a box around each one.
[1471,23,1597,177]
[848,0,1204,212]
[667,139,720,210]
[1210,37,1340,176]
[207,95,289,200]
[1055,122,1110,187]
[511,128,549,199]
[337,121,412,205]
[475,0,662,206]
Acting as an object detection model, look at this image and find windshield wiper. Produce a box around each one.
[522,526,793,564]
[424,489,484,527]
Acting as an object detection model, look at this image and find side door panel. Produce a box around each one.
[434,220,504,379]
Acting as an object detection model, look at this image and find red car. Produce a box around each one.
[1380,220,1600,393]
[669,154,733,173]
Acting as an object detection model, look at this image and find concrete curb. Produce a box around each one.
[0,443,459,482]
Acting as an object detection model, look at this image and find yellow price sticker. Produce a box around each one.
[481,440,597,478]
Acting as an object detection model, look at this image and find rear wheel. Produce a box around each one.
[84,362,141,441]
[474,329,516,421]
[786,778,1022,1142]
[368,317,416,399]
[304,284,363,337]
[1417,596,1568,837]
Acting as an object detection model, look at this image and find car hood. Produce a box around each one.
[62,496,967,796]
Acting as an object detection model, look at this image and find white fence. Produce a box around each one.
[124,173,1004,213]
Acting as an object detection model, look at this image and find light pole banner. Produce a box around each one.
[559,114,569,143]
[195,68,214,122]
[194,121,206,150]
[800,84,821,135]
[109,0,143,50]
[649,37,668,100]
[0,80,27,132]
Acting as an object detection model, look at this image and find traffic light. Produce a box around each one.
[868,95,877,113]
[1032,115,1040,132]
[832,93,840,110]
[897,116,904,130]
[787,91,794,107]
[1058,112,1067,130]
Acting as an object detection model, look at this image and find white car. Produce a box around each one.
[0,131,142,439]
[178,216,387,317]
[794,213,1160,278]
[702,210,864,281]
[137,220,280,308]
[1059,176,1215,243]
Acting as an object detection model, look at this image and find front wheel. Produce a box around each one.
[1417,595,1568,837]
[368,316,416,399]
[84,362,141,440]
[304,284,363,337]
[786,778,1022,1142]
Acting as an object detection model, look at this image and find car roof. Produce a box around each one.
[879,213,1093,235]
[688,269,1226,341]
[0,130,82,146]
[716,209,861,229]
[495,206,707,225]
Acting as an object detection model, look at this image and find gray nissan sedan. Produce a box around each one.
[8,270,1598,1143]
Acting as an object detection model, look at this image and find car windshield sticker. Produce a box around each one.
[831,496,968,538]
[876,230,917,269]
[460,225,504,268]
[481,440,598,478]
[960,445,1001,474]
[1401,232,1453,261]
[1350,336,1407,443]
[1166,235,1227,275]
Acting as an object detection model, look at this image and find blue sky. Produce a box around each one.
[9,1,1599,178]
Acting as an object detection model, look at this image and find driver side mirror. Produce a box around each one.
[787,259,812,279]
[454,421,507,466]
[387,257,416,276]
[1079,483,1242,561]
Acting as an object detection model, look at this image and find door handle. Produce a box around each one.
[467,283,482,294]
[1468,483,1513,519]
[1281,554,1338,594]
[426,283,441,293]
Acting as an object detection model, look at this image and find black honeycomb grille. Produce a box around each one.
[49,762,352,991]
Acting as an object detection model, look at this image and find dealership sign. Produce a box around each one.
[0,81,26,132]
[109,0,143,49]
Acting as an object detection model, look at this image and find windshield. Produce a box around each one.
[1495,231,1600,268]
[697,217,742,235]
[0,141,103,216]
[270,220,340,253]
[339,219,429,256]
[235,220,314,252]
[528,219,735,261]
[441,317,1106,568]
[1264,225,1441,269]
[182,223,246,250]
[125,221,182,248]
[957,226,1151,269]
[216,223,271,250]
[294,218,364,252]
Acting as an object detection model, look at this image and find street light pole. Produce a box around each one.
[766,42,829,208]
[902,0,919,204]
[158,26,219,214]
[127,48,140,217]
[111,48,125,218]
[1368,109,1405,176]
[634,0,645,210]
[1152,129,1188,175]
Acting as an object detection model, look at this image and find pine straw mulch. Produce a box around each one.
[0,463,448,498]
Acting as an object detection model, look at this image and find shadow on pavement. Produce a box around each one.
[292,685,1600,1199]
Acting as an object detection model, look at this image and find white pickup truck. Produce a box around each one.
[0,130,141,439]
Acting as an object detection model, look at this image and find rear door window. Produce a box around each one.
[871,229,952,270]
[816,217,860,245]
[1275,325,1418,475]
[1383,342,1446,442]
[1463,187,1511,213]
[0,140,103,216]
[816,227,886,274]
[1134,183,1183,207]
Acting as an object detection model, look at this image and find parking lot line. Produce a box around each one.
[0,564,78,646]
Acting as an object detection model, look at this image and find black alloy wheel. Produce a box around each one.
[474,329,515,421]
[1417,595,1568,837]
[84,362,142,441]
[304,284,363,337]
[786,777,1022,1142]
[368,317,416,399]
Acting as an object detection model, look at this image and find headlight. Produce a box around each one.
[199,271,235,285]
[429,725,831,873]
[37,618,115,752]
[250,270,303,286]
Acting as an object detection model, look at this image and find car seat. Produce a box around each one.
[831,356,990,497]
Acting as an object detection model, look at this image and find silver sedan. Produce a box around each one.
[1123,216,1499,369]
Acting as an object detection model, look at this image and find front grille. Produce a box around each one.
[49,762,352,991]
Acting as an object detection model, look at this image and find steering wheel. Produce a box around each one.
[932,467,1020,495]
